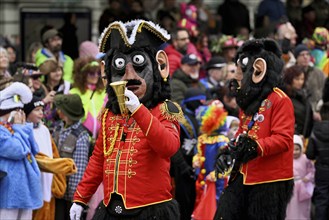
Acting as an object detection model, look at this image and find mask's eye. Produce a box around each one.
[241,57,248,66]
[132,54,145,66]
[237,57,249,68]
[114,57,125,69]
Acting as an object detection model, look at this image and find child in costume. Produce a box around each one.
[192,100,229,220]
[0,82,43,219]
[24,96,76,220]
[23,97,54,219]
[286,135,314,220]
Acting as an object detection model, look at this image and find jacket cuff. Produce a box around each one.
[73,200,88,209]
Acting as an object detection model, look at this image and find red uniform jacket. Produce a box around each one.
[237,88,295,184]
[73,103,180,208]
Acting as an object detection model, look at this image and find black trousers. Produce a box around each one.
[214,173,294,220]
[55,199,72,220]
[313,181,329,220]
[174,174,196,220]
[92,198,180,220]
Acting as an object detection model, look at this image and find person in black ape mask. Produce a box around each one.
[215,38,295,220]
[70,20,183,220]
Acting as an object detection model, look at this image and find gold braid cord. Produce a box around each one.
[180,116,194,138]
[196,134,229,159]
[102,109,120,156]
[196,134,231,178]
[159,100,184,122]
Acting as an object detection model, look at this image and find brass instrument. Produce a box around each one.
[110,81,128,115]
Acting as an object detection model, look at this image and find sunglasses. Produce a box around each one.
[88,72,101,77]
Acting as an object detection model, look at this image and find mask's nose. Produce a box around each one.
[121,62,137,80]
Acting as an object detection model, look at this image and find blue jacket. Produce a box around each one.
[0,123,43,209]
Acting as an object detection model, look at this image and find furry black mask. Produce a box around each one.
[232,39,284,116]
[104,47,171,114]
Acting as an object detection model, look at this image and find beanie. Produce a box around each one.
[42,29,62,44]
[23,96,44,116]
[294,44,309,58]
[79,41,99,59]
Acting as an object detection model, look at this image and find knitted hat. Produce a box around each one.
[54,94,85,122]
[79,41,99,59]
[42,28,62,44]
[0,82,33,116]
[23,96,44,116]
[293,134,303,149]
[294,44,309,58]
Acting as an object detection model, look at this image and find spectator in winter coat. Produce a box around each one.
[306,101,329,220]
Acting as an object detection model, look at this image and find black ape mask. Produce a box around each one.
[231,39,284,116]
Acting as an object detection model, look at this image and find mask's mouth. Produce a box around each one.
[126,79,142,92]
[127,85,139,92]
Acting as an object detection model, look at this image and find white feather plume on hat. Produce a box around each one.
[98,19,171,53]
[0,82,33,110]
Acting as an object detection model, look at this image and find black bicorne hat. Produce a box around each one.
[98,20,171,53]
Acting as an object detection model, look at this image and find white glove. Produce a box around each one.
[125,89,141,113]
[70,203,84,220]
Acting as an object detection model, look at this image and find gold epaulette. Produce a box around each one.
[273,87,288,98]
[160,99,184,123]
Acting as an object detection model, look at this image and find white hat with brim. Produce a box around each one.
[0,82,33,114]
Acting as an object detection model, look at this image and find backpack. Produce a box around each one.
[53,124,88,159]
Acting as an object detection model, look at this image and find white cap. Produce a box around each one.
[293,134,303,149]
[0,82,33,110]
